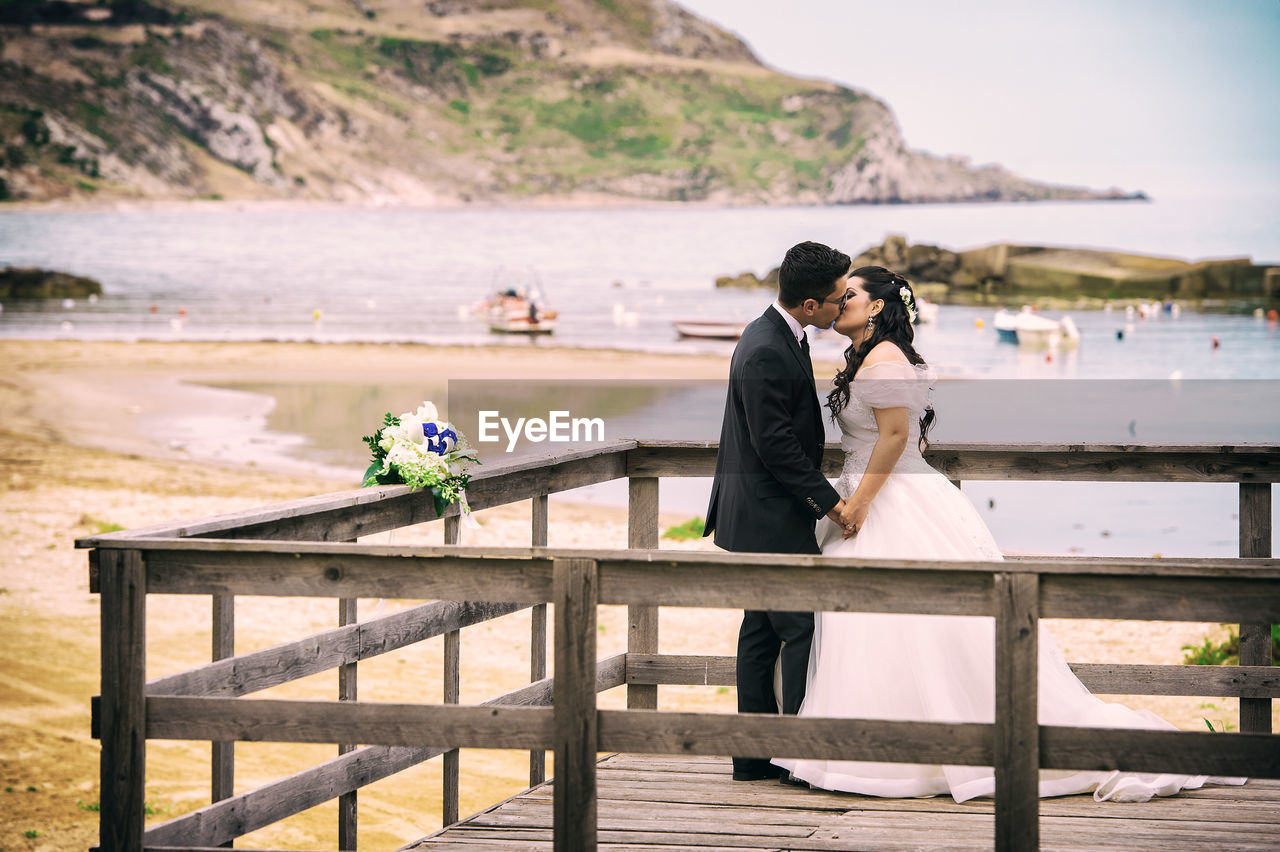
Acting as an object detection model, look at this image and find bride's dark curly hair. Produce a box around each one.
[826,266,937,451]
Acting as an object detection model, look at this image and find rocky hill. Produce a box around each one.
[0,0,1140,205]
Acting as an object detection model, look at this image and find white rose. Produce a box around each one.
[386,443,416,467]
[381,421,409,448]
[415,401,439,423]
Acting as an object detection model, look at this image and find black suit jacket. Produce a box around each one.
[704,307,840,554]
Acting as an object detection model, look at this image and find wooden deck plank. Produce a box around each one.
[466,813,819,836]
[483,800,833,828]
[407,753,1280,852]
[582,773,1278,822]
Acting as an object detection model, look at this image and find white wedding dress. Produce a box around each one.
[772,360,1245,803]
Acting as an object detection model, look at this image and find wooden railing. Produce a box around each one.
[80,441,1280,851]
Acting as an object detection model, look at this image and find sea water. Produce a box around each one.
[2,197,1277,554]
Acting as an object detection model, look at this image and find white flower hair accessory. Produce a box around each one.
[899,285,919,323]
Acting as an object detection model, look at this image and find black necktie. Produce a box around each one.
[799,332,813,376]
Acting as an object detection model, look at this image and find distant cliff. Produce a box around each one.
[0,0,1141,206]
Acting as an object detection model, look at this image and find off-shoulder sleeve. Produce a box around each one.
[852,361,935,410]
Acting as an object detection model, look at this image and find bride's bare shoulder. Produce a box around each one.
[861,341,910,368]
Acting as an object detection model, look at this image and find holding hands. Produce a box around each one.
[837,498,869,539]
[826,498,869,539]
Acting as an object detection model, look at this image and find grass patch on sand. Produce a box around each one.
[662,517,705,541]
[1183,624,1280,666]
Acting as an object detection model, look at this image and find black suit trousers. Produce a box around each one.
[732,541,818,778]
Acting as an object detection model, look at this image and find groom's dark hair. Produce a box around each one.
[778,241,852,308]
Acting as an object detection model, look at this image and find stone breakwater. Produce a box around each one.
[0,267,102,300]
[715,236,1279,305]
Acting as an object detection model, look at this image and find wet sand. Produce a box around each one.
[0,339,1258,850]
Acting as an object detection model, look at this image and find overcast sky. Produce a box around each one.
[676,0,1280,198]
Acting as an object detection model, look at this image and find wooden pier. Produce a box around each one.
[79,441,1280,851]
[412,753,1280,851]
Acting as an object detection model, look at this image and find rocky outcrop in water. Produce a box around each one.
[851,236,1278,303]
[715,268,780,290]
[713,236,1277,304]
[0,267,103,300]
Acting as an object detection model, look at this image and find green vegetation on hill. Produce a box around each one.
[0,0,1123,204]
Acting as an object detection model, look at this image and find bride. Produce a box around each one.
[771,266,1245,803]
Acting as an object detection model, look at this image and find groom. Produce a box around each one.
[704,240,850,782]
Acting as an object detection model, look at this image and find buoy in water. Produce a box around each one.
[1211,336,1220,350]
[975,318,984,328]
[178,306,188,317]
[61,298,75,309]
[313,308,323,322]
[1116,330,1124,340]
[1045,352,1052,363]
[149,304,158,313]
[1269,309,1279,322]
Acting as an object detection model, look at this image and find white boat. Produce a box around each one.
[480,288,558,335]
[673,320,746,340]
[993,309,1022,343]
[993,307,1080,349]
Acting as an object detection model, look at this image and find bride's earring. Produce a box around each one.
[867,314,876,332]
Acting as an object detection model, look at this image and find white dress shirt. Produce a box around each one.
[771,301,806,345]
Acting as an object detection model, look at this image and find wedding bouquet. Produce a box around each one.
[362,401,479,517]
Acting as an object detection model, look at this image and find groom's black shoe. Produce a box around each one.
[732,764,783,782]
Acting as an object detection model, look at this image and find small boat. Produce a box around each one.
[993,309,1022,343]
[479,287,558,335]
[993,307,1080,349]
[673,320,747,340]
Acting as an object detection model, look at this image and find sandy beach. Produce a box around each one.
[0,339,1259,850]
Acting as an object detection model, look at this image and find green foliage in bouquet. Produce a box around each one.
[362,412,403,486]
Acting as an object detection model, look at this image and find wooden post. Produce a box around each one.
[337,597,358,850]
[950,478,962,490]
[627,477,660,710]
[1239,483,1273,734]
[212,593,235,847]
[443,515,461,826]
[994,572,1039,852]
[530,494,549,787]
[553,557,598,852]
[100,549,146,852]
